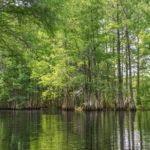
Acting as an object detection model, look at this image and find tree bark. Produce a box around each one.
[137,37,141,105]
[126,29,136,110]
[116,7,124,109]
[125,46,129,98]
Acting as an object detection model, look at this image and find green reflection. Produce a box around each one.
[0,111,150,150]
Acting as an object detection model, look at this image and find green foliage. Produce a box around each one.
[0,0,149,109]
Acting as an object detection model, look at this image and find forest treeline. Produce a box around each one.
[0,0,150,110]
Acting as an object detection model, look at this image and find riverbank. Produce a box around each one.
[0,104,149,111]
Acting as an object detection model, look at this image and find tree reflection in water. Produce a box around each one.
[0,110,149,150]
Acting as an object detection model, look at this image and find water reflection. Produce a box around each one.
[0,110,150,150]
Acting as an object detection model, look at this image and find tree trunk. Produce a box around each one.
[137,37,141,105]
[62,88,74,110]
[116,2,124,110]
[124,0,136,110]
[126,29,136,110]
[93,39,100,110]
[125,46,129,99]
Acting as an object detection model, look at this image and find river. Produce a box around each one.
[0,110,149,150]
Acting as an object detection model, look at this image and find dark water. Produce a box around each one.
[0,110,150,150]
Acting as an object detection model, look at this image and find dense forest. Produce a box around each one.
[0,0,150,110]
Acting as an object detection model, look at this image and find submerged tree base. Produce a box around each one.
[129,105,136,111]
[0,104,147,111]
[83,100,96,111]
[0,100,138,111]
[83,102,116,111]
[62,101,75,110]
[116,105,127,111]
[95,101,103,110]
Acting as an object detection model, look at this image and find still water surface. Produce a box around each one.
[0,110,150,150]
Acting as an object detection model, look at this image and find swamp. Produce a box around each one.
[0,0,150,149]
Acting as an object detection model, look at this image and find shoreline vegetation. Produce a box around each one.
[0,101,149,111]
[0,0,150,110]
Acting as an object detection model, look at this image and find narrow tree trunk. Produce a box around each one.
[124,45,129,109]
[84,58,89,108]
[93,41,100,110]
[125,46,129,98]
[126,29,136,110]
[94,54,100,110]
[137,37,141,105]
[117,29,124,109]
[83,33,94,110]
[123,0,136,110]
[88,55,95,110]
[116,2,124,110]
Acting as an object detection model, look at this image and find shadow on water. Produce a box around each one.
[0,110,150,150]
